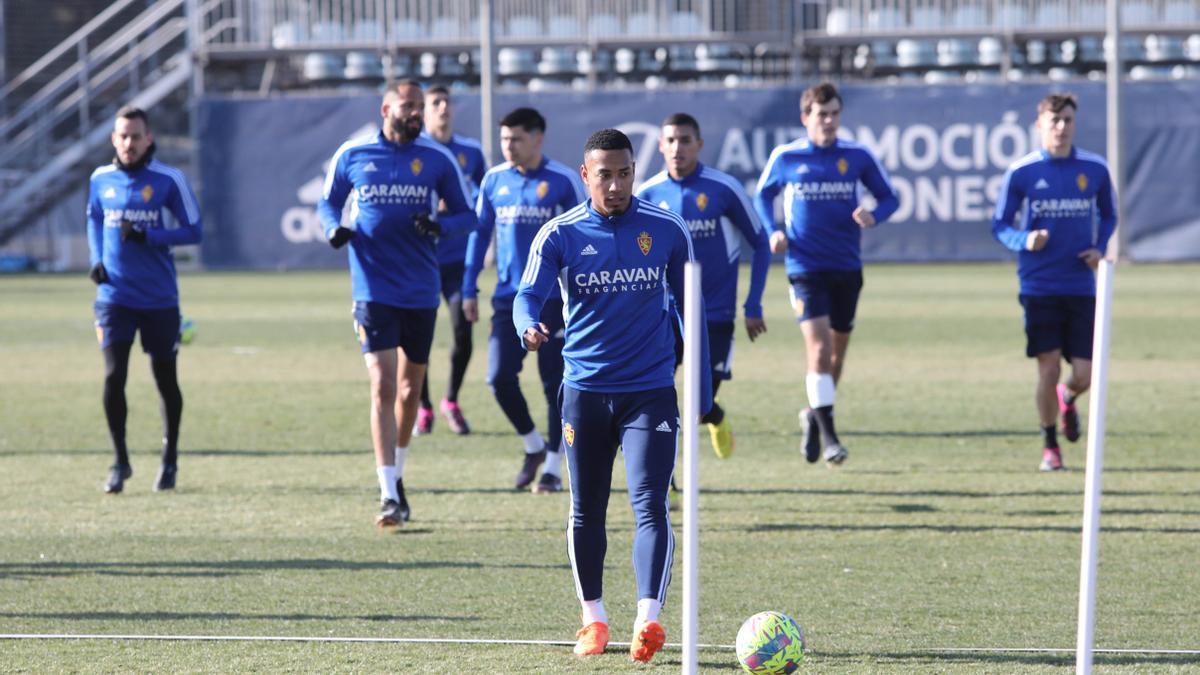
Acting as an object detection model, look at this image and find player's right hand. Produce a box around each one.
[463,298,479,323]
[88,262,109,285]
[522,323,550,351]
[328,226,355,249]
[413,212,440,238]
[1026,229,1050,251]
[769,230,787,254]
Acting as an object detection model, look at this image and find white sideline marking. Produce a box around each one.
[927,648,1200,655]
[0,634,735,650]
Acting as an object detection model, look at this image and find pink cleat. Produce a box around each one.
[413,406,434,436]
[439,398,471,435]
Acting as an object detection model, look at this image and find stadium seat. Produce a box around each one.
[384,53,413,78]
[1078,2,1105,26]
[994,4,1028,29]
[507,15,541,38]
[638,49,666,73]
[537,47,575,75]
[951,4,987,29]
[937,39,974,67]
[1034,2,1069,27]
[614,48,636,74]
[345,52,383,80]
[696,44,742,72]
[302,53,343,81]
[867,7,903,31]
[1164,1,1199,23]
[309,22,344,45]
[896,39,935,68]
[1130,65,1171,80]
[825,8,859,35]
[668,11,704,35]
[575,48,611,75]
[391,19,421,42]
[497,48,537,76]
[1146,35,1184,62]
[1171,64,1200,79]
[871,40,897,67]
[548,15,581,38]
[1187,35,1200,61]
[668,45,697,72]
[1077,36,1104,62]
[910,6,943,29]
[627,12,657,36]
[1104,35,1144,61]
[431,18,461,39]
[1047,67,1073,81]
[589,13,621,37]
[352,21,382,44]
[1121,2,1155,26]
[924,70,962,84]
[418,52,437,78]
[978,37,1004,66]
[271,21,306,48]
[1026,39,1048,66]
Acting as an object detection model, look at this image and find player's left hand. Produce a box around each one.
[1078,248,1103,269]
[119,219,147,243]
[745,317,767,341]
[414,212,440,238]
[852,207,876,228]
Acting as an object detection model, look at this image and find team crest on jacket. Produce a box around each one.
[410,158,423,176]
[1076,173,1088,192]
[696,192,708,211]
[457,152,467,168]
[140,185,154,202]
[637,231,653,255]
[563,422,575,447]
[536,180,549,200]
[837,157,849,175]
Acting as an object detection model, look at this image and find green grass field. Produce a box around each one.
[1,264,1198,673]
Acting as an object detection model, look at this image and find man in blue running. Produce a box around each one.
[87,105,203,495]
[413,84,487,437]
[462,107,586,494]
[992,92,1117,472]
[514,128,711,664]
[637,112,770,459]
[754,82,899,467]
[319,80,477,528]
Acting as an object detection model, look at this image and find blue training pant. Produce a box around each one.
[561,384,678,604]
[488,299,564,449]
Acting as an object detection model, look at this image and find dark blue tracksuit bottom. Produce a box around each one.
[561,384,679,604]
[488,299,565,450]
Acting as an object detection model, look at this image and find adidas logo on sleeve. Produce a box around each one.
[580,244,599,256]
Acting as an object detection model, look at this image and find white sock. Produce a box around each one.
[581,598,607,626]
[636,598,661,624]
[522,429,545,454]
[542,449,562,477]
[394,446,409,478]
[805,372,836,408]
[376,465,398,501]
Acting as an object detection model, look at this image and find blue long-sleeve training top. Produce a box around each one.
[754,138,898,276]
[992,147,1117,296]
[636,163,770,322]
[513,196,712,415]
[87,158,203,309]
[422,132,487,266]
[319,130,477,309]
[463,157,586,308]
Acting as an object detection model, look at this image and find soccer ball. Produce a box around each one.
[179,316,197,345]
[735,611,806,674]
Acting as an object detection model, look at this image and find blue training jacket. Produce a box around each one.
[636,163,770,322]
[319,130,477,309]
[87,158,203,309]
[513,197,712,415]
[422,132,487,266]
[992,147,1117,297]
[463,156,586,309]
[754,138,898,276]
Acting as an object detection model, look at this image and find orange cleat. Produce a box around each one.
[629,619,665,663]
[573,621,609,656]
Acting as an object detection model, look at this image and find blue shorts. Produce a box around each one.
[1019,294,1095,361]
[439,260,465,305]
[673,319,734,380]
[94,302,180,359]
[787,270,864,332]
[352,301,437,362]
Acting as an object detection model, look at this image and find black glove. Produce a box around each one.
[413,212,440,238]
[328,226,355,249]
[88,262,109,285]
[119,219,146,243]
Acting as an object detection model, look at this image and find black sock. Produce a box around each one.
[701,400,725,426]
[102,343,133,466]
[1042,425,1058,449]
[446,298,472,402]
[151,357,183,466]
[419,370,432,409]
[813,405,840,447]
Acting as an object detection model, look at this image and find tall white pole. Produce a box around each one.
[681,262,701,675]
[478,0,496,165]
[1075,259,1115,674]
[1106,0,1124,259]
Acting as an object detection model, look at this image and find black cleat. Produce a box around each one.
[375,499,403,528]
[515,449,547,490]
[1057,384,1081,443]
[104,464,132,494]
[800,408,821,463]
[154,464,177,492]
[395,478,411,522]
[532,472,563,494]
[823,443,848,466]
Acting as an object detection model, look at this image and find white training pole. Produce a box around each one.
[681,262,701,675]
[1076,259,1115,674]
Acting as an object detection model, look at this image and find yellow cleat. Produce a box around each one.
[708,417,734,459]
[573,621,609,656]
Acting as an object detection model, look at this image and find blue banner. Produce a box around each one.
[198,81,1200,268]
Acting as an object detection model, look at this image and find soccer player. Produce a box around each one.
[514,128,711,664]
[754,82,898,467]
[318,80,477,527]
[462,107,586,494]
[413,84,487,437]
[86,105,202,494]
[637,112,770,459]
[992,92,1117,472]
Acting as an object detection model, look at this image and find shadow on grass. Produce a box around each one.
[878,650,1200,668]
[748,522,1200,535]
[0,610,478,623]
[701,486,1198,499]
[0,558,565,580]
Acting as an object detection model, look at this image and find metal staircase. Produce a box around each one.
[0,0,196,246]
